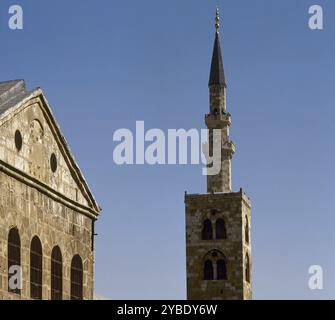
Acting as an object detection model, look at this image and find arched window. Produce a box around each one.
[202,219,213,240]
[51,246,63,300]
[71,255,83,300]
[204,250,227,281]
[8,228,21,294]
[245,254,251,283]
[217,259,227,280]
[30,236,43,300]
[216,219,227,240]
[245,217,250,244]
[204,260,214,280]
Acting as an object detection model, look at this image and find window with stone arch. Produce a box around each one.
[8,227,21,294]
[30,236,43,300]
[51,246,63,300]
[202,219,213,240]
[204,250,228,281]
[71,254,83,300]
[245,253,251,283]
[245,216,250,244]
[216,218,227,240]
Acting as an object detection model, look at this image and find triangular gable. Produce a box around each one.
[0,81,100,216]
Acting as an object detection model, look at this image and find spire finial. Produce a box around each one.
[215,7,220,34]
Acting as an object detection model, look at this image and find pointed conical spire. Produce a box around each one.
[209,8,226,87]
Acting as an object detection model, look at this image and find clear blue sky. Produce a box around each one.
[1,0,335,299]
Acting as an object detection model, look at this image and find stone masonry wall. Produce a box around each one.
[0,98,90,208]
[0,92,97,300]
[0,172,94,300]
[185,191,252,300]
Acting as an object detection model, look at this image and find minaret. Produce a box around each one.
[206,8,235,194]
[185,8,252,300]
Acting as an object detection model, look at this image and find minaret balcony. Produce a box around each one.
[223,141,236,155]
[205,113,231,127]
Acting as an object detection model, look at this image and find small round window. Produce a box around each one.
[50,153,57,173]
[15,130,23,151]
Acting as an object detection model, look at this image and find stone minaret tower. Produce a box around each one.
[185,9,252,300]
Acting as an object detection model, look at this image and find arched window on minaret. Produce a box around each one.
[216,219,227,240]
[217,259,227,280]
[245,217,250,244]
[204,250,227,281]
[202,219,213,240]
[204,260,214,280]
[245,254,251,283]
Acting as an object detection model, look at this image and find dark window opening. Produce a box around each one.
[202,219,213,240]
[204,260,214,280]
[216,219,227,240]
[15,130,23,151]
[245,218,250,244]
[245,254,251,283]
[50,153,57,173]
[30,236,43,300]
[71,255,83,300]
[51,246,63,300]
[217,259,227,280]
[8,228,21,294]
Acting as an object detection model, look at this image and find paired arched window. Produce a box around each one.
[245,254,251,283]
[71,255,83,300]
[202,219,213,240]
[202,218,227,240]
[30,236,43,300]
[51,246,63,300]
[217,259,227,280]
[216,219,227,240]
[204,250,228,281]
[8,228,21,294]
[245,217,250,244]
[204,260,214,280]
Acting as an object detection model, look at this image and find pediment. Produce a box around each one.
[0,83,100,216]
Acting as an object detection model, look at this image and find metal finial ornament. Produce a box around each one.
[215,7,220,33]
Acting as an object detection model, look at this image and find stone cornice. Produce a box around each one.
[185,190,252,208]
[0,158,98,221]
